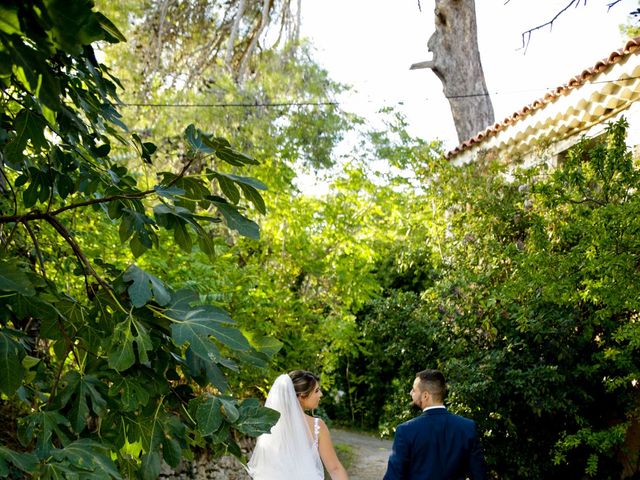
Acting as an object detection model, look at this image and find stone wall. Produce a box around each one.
[159,437,255,479]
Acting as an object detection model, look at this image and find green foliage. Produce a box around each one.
[0,2,279,478]
[337,119,640,478]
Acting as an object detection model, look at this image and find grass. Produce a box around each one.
[333,443,356,470]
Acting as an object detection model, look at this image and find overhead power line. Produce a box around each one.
[117,75,640,107]
[120,101,339,108]
[444,75,640,100]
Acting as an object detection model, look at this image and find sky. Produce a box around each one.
[300,1,635,152]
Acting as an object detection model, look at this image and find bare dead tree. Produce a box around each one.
[412,0,631,144]
[412,0,494,144]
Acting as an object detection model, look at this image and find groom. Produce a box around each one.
[383,369,487,480]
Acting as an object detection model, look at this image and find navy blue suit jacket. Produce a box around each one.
[384,407,486,480]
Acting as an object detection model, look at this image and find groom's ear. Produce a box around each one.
[422,389,431,403]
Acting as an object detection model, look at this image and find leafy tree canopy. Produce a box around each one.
[0,1,280,477]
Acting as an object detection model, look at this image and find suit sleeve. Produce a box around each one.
[468,422,487,480]
[384,424,410,480]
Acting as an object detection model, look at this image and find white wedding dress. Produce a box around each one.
[247,374,324,480]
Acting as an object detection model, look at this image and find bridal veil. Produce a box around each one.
[247,374,324,480]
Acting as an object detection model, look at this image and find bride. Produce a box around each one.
[247,370,349,480]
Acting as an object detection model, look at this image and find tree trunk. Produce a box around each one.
[426,0,494,143]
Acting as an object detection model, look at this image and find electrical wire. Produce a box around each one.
[116,74,640,107]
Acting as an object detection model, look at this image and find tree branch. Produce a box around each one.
[410,60,435,70]
[520,0,582,52]
[0,192,147,224]
[23,221,47,280]
[565,196,606,207]
[0,156,196,225]
[41,213,112,294]
[0,162,17,216]
[607,0,624,10]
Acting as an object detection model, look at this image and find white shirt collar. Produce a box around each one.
[423,405,446,412]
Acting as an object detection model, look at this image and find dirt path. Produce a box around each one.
[331,429,393,480]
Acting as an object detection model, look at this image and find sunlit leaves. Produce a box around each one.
[0,5,20,36]
[0,1,295,478]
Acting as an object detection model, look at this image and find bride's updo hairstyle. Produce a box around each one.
[289,370,320,398]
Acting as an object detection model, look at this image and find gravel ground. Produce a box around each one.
[331,429,393,480]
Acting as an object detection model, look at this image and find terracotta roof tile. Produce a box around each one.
[447,36,640,159]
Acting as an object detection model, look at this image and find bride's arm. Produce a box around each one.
[317,419,349,480]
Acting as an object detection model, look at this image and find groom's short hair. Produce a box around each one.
[416,369,447,402]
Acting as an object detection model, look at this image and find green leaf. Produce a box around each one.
[0,6,21,35]
[184,124,214,154]
[215,174,241,204]
[108,314,154,371]
[213,201,260,239]
[215,147,260,166]
[124,210,157,243]
[167,292,247,362]
[198,235,216,260]
[185,349,229,393]
[195,395,223,436]
[141,451,161,480]
[173,221,192,252]
[0,446,38,474]
[49,439,121,479]
[0,259,35,296]
[57,372,107,433]
[161,437,182,468]
[130,234,148,258]
[218,397,240,423]
[208,324,250,352]
[108,375,150,412]
[0,332,25,395]
[131,133,156,164]
[169,311,245,349]
[167,291,234,323]
[107,321,135,372]
[154,204,203,252]
[236,349,270,368]
[154,185,185,199]
[13,108,47,152]
[252,335,284,357]
[238,182,267,214]
[218,173,267,191]
[171,319,222,362]
[123,265,171,308]
[19,411,71,458]
[95,12,126,43]
[234,401,280,437]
